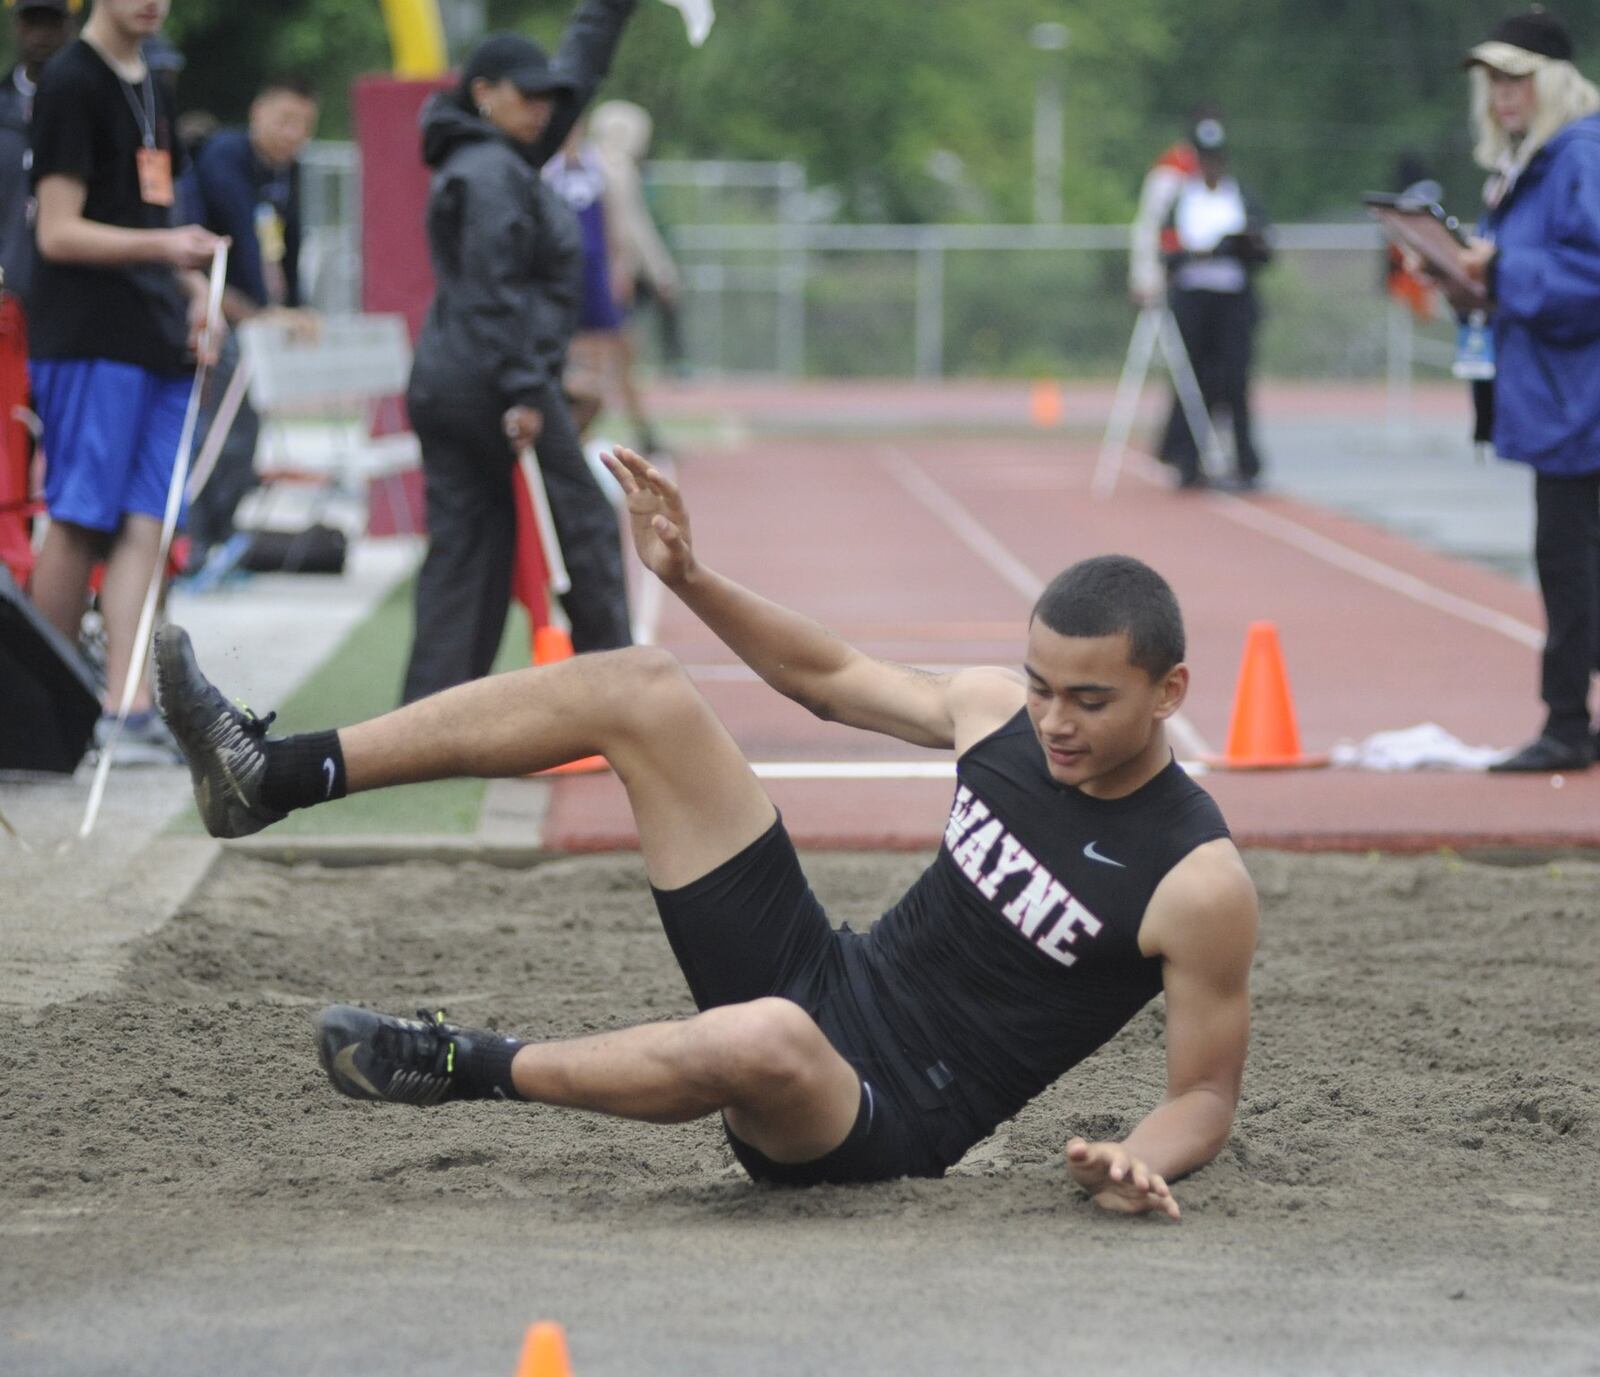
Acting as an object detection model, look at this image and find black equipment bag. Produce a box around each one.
[238,523,347,575]
[0,567,101,773]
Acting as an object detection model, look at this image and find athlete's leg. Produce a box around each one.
[344,646,773,888]
[159,628,776,891]
[319,995,863,1166]
[511,998,862,1162]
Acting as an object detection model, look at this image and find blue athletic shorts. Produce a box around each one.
[31,358,191,532]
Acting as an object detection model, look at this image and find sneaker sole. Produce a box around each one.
[316,1005,390,1101]
[153,627,284,839]
[315,1005,455,1106]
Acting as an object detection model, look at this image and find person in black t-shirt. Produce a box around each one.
[26,0,223,761]
[155,446,1258,1218]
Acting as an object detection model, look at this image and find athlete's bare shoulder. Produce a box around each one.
[1139,837,1258,966]
[947,666,1027,755]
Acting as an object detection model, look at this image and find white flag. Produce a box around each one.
[661,0,715,47]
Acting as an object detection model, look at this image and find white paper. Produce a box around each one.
[1329,723,1503,772]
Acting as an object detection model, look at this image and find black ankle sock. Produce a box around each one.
[262,731,347,813]
[453,1032,528,1101]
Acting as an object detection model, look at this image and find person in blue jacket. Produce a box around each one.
[1446,11,1600,773]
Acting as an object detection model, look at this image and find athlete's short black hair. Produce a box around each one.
[1031,555,1185,678]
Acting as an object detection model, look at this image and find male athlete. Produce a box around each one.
[156,447,1256,1218]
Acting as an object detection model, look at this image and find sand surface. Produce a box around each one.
[2,848,1597,1376]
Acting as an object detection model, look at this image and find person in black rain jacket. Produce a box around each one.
[401,0,638,704]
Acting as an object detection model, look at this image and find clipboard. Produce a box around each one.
[1363,193,1484,302]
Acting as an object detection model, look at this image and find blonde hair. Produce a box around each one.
[1471,59,1600,177]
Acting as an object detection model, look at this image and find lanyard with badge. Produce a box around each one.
[120,69,174,208]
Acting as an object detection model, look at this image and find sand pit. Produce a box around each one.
[3,847,1597,1375]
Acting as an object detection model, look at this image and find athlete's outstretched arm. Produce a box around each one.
[1067,840,1258,1219]
[604,448,1023,749]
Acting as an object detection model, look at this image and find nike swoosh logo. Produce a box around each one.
[332,1042,384,1098]
[322,757,336,798]
[1083,841,1126,868]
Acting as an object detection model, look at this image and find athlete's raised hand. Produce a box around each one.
[603,446,696,586]
[1065,1137,1181,1220]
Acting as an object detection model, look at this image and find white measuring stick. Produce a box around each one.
[517,444,571,596]
[78,246,229,842]
[0,800,34,853]
[183,349,253,502]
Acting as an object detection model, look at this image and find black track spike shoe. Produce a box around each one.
[316,1005,475,1106]
[154,625,286,838]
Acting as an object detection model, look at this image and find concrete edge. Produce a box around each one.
[221,834,560,868]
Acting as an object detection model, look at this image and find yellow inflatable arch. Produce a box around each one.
[378,0,448,77]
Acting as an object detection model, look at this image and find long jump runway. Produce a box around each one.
[548,413,1595,853]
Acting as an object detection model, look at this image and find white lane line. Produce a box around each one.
[876,445,1051,603]
[751,761,955,780]
[685,661,1006,681]
[633,565,663,646]
[876,445,1213,760]
[1124,451,1543,650]
[748,759,1209,781]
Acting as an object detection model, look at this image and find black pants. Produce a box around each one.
[400,383,631,705]
[1159,287,1262,483]
[1533,471,1600,746]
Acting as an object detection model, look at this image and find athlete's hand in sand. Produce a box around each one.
[604,446,696,586]
[1065,1137,1181,1220]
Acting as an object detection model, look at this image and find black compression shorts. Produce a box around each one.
[650,816,970,1185]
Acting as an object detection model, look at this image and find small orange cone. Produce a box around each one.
[533,625,573,666]
[530,625,608,776]
[1202,622,1329,770]
[1028,379,1064,428]
[514,1321,572,1377]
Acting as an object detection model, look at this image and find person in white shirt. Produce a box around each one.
[1136,118,1273,491]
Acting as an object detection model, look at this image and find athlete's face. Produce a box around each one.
[1022,621,1188,798]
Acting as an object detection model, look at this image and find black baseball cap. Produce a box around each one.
[9,0,76,15]
[1465,9,1575,74]
[461,32,575,97]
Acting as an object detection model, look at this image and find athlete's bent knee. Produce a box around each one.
[599,645,713,740]
[698,998,829,1104]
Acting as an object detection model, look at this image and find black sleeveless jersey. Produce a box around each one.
[853,709,1230,1137]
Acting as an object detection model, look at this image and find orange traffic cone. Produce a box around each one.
[1202,622,1329,770]
[1029,379,1064,428]
[513,1321,573,1377]
[531,625,609,776]
[533,624,574,667]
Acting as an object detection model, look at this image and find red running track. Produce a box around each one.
[546,385,1598,853]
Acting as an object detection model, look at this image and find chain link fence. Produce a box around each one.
[295,145,1459,389]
